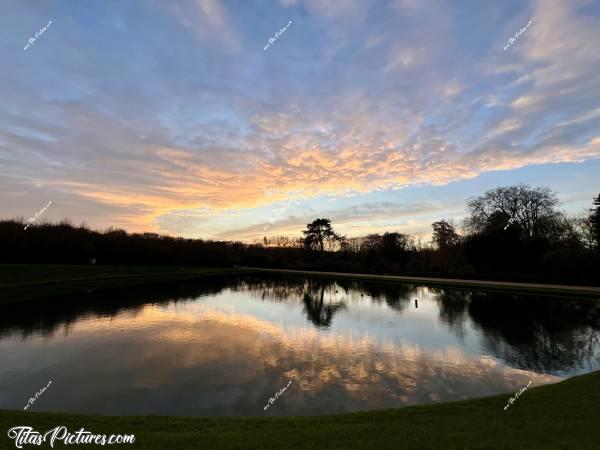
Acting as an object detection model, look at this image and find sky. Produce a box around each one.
[1,0,599,243]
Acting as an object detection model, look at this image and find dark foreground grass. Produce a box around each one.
[0,265,241,304]
[1,371,599,449]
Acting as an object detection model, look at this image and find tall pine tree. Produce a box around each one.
[302,218,343,251]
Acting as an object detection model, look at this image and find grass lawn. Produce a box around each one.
[0,370,599,449]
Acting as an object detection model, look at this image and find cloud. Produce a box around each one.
[303,0,372,22]
[2,0,600,239]
[440,80,464,99]
[215,199,452,241]
[5,83,598,236]
[390,0,421,15]
[167,0,241,51]
[505,0,600,113]
[384,45,428,72]
[488,118,522,139]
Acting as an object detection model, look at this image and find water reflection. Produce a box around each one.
[0,274,598,416]
[302,285,346,327]
[238,277,600,374]
[0,276,233,339]
[466,291,600,374]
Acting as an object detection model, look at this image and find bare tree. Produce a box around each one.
[544,213,587,247]
[431,219,459,249]
[271,236,302,248]
[570,213,596,249]
[360,234,383,252]
[465,184,560,239]
[340,237,364,253]
[413,232,425,251]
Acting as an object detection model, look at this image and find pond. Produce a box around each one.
[1,274,599,416]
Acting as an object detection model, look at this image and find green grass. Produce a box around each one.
[0,264,243,304]
[1,371,599,449]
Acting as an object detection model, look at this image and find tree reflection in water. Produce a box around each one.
[427,286,600,373]
[302,285,346,328]
[466,291,600,374]
[241,276,600,374]
[2,274,599,376]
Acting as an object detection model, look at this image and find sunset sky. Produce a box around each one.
[2,0,599,242]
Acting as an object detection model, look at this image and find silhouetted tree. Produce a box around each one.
[381,232,413,257]
[591,194,600,250]
[465,184,560,239]
[359,234,383,252]
[302,218,343,251]
[340,237,363,254]
[431,220,458,249]
[570,213,596,249]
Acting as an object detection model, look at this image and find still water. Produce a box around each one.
[1,274,599,416]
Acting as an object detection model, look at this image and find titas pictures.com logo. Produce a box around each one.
[6,426,135,448]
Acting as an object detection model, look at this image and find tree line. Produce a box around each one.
[1,184,599,285]
[295,185,599,284]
